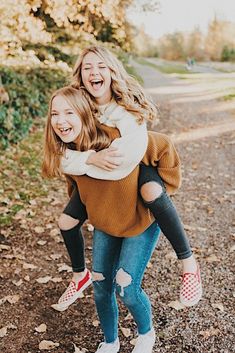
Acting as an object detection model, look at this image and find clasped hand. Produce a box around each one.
[86,147,124,171]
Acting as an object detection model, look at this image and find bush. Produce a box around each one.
[221,46,235,62]
[0,66,68,148]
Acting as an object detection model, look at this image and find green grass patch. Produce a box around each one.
[222,92,235,101]
[135,57,190,75]
[0,126,56,226]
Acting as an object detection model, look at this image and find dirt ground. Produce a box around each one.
[1,63,235,353]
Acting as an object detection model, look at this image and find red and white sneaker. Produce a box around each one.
[180,265,202,307]
[51,269,92,311]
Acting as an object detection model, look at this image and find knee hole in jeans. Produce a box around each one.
[116,268,132,297]
[58,213,79,230]
[92,271,105,282]
[140,181,163,203]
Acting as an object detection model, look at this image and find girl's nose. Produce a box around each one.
[56,115,66,124]
[90,66,99,76]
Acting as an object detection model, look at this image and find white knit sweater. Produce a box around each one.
[61,101,148,180]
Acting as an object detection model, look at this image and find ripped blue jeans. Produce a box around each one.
[92,222,160,343]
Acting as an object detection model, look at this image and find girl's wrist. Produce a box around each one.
[86,151,97,165]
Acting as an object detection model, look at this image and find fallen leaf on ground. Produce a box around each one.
[0,326,7,338]
[230,245,235,252]
[130,338,137,346]
[120,326,131,337]
[168,300,185,310]
[36,276,52,284]
[205,254,220,262]
[0,244,10,251]
[34,226,45,234]
[6,295,20,304]
[50,253,62,260]
[199,327,220,339]
[35,323,47,333]
[92,320,99,327]
[124,313,133,321]
[50,229,60,237]
[39,340,59,350]
[23,262,38,270]
[12,279,23,286]
[51,277,63,283]
[57,264,72,272]
[211,303,224,311]
[37,240,47,246]
[165,251,177,260]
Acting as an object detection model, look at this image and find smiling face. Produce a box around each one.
[81,51,112,105]
[50,95,82,143]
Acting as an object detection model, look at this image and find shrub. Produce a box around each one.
[0,66,68,148]
[221,46,235,62]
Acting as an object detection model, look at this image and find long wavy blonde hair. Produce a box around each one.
[42,86,111,178]
[72,46,158,124]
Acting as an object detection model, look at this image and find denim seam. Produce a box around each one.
[133,232,156,332]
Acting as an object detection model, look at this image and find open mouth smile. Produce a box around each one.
[58,127,72,135]
[90,79,104,90]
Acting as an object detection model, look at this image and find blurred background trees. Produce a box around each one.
[0,0,235,148]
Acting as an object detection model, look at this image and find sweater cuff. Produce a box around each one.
[61,149,94,175]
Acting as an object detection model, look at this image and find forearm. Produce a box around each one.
[61,150,95,175]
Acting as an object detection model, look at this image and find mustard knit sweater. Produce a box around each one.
[67,128,181,237]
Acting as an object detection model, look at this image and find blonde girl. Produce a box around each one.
[59,46,202,309]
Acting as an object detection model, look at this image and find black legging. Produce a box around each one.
[60,187,87,272]
[138,164,192,259]
[60,165,192,273]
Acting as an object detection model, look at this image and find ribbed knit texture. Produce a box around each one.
[66,127,181,237]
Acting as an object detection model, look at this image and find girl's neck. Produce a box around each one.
[98,98,116,112]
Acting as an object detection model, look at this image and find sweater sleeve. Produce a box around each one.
[61,150,95,176]
[141,132,182,195]
[60,108,148,180]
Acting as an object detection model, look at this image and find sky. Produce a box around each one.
[127,0,235,39]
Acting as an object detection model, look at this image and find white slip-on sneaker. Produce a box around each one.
[95,338,120,353]
[132,328,156,353]
[51,269,92,311]
[180,265,202,307]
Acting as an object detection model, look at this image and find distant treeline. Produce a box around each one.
[133,17,235,61]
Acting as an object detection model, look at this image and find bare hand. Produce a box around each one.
[86,147,124,171]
